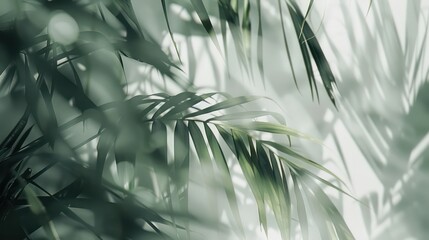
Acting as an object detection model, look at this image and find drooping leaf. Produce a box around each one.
[288,1,337,107]
[310,184,355,240]
[261,140,340,180]
[190,0,221,51]
[204,123,244,237]
[161,0,182,63]
[291,172,308,240]
[277,0,299,90]
[287,3,319,101]
[173,120,190,237]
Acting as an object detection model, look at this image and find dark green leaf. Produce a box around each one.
[190,0,221,51]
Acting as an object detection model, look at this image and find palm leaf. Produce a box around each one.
[120,92,351,239]
[0,0,353,239]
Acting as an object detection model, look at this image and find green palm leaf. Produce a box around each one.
[0,0,354,239]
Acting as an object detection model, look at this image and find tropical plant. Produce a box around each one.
[319,1,429,239]
[0,0,354,239]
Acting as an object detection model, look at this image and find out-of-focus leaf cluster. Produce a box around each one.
[0,0,352,239]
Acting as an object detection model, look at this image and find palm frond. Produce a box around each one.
[0,90,353,239]
[0,0,353,239]
[102,92,353,239]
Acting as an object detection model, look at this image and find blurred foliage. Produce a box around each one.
[0,0,354,239]
[320,1,429,239]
